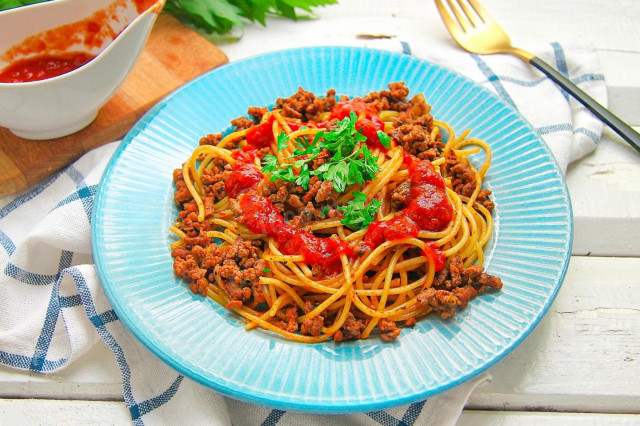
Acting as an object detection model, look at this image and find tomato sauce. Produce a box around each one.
[132,0,161,14]
[245,116,276,148]
[403,160,452,231]
[0,52,95,83]
[229,110,451,274]
[425,243,446,271]
[364,215,420,248]
[238,193,352,274]
[363,156,453,268]
[228,127,354,274]
[330,98,389,151]
[0,0,163,83]
[330,98,378,121]
[225,162,263,199]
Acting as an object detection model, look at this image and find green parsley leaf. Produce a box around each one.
[261,154,279,174]
[0,0,44,10]
[292,134,318,156]
[359,147,382,178]
[316,112,366,160]
[260,112,382,193]
[276,132,289,151]
[323,160,350,192]
[295,163,311,189]
[377,130,392,149]
[171,0,337,36]
[338,192,382,230]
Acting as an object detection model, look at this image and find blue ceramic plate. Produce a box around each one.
[92,47,572,413]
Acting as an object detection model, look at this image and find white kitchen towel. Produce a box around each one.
[0,38,605,425]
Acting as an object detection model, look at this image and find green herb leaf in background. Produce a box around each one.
[0,0,50,9]
[0,0,338,37]
[165,0,338,36]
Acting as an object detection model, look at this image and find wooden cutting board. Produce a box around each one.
[0,13,228,196]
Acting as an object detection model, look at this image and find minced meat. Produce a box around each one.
[416,255,503,318]
[172,236,267,304]
[275,87,337,122]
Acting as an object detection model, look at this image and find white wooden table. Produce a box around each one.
[2,0,639,424]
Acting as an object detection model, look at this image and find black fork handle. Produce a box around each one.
[530,56,640,154]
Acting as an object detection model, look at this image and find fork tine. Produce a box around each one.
[435,0,465,34]
[467,0,493,24]
[445,0,471,32]
[455,0,483,27]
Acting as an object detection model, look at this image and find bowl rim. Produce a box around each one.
[0,0,163,87]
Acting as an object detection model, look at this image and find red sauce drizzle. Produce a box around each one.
[226,108,453,274]
[132,0,161,14]
[329,98,389,151]
[363,155,453,270]
[226,130,353,274]
[225,162,263,199]
[425,243,446,272]
[238,193,352,275]
[245,115,276,148]
[0,52,95,83]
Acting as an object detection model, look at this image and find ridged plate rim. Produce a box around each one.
[91,46,573,413]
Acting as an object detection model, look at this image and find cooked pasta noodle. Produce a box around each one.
[170,82,502,342]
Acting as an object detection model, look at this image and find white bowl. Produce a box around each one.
[0,0,165,140]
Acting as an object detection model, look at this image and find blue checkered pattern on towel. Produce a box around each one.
[0,39,606,425]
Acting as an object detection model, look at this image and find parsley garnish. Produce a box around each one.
[377,130,392,149]
[338,192,381,230]
[260,111,389,231]
[260,112,382,192]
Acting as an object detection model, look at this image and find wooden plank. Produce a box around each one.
[566,133,640,257]
[0,399,131,425]
[459,410,640,425]
[467,256,640,413]
[0,399,639,425]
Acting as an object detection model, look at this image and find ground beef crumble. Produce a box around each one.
[172,158,231,221]
[172,236,267,304]
[444,150,496,211]
[378,318,402,342]
[415,255,503,319]
[333,313,366,342]
[390,180,411,211]
[392,111,444,161]
[275,87,337,122]
[259,169,342,227]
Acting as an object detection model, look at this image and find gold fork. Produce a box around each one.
[435,0,640,153]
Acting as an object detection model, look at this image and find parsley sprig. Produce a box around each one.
[338,192,382,230]
[261,112,382,193]
[260,111,389,231]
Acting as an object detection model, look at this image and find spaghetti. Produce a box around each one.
[170,82,502,343]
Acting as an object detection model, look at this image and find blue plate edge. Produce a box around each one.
[90,46,574,414]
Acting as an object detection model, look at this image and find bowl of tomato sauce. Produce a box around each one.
[0,0,165,140]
